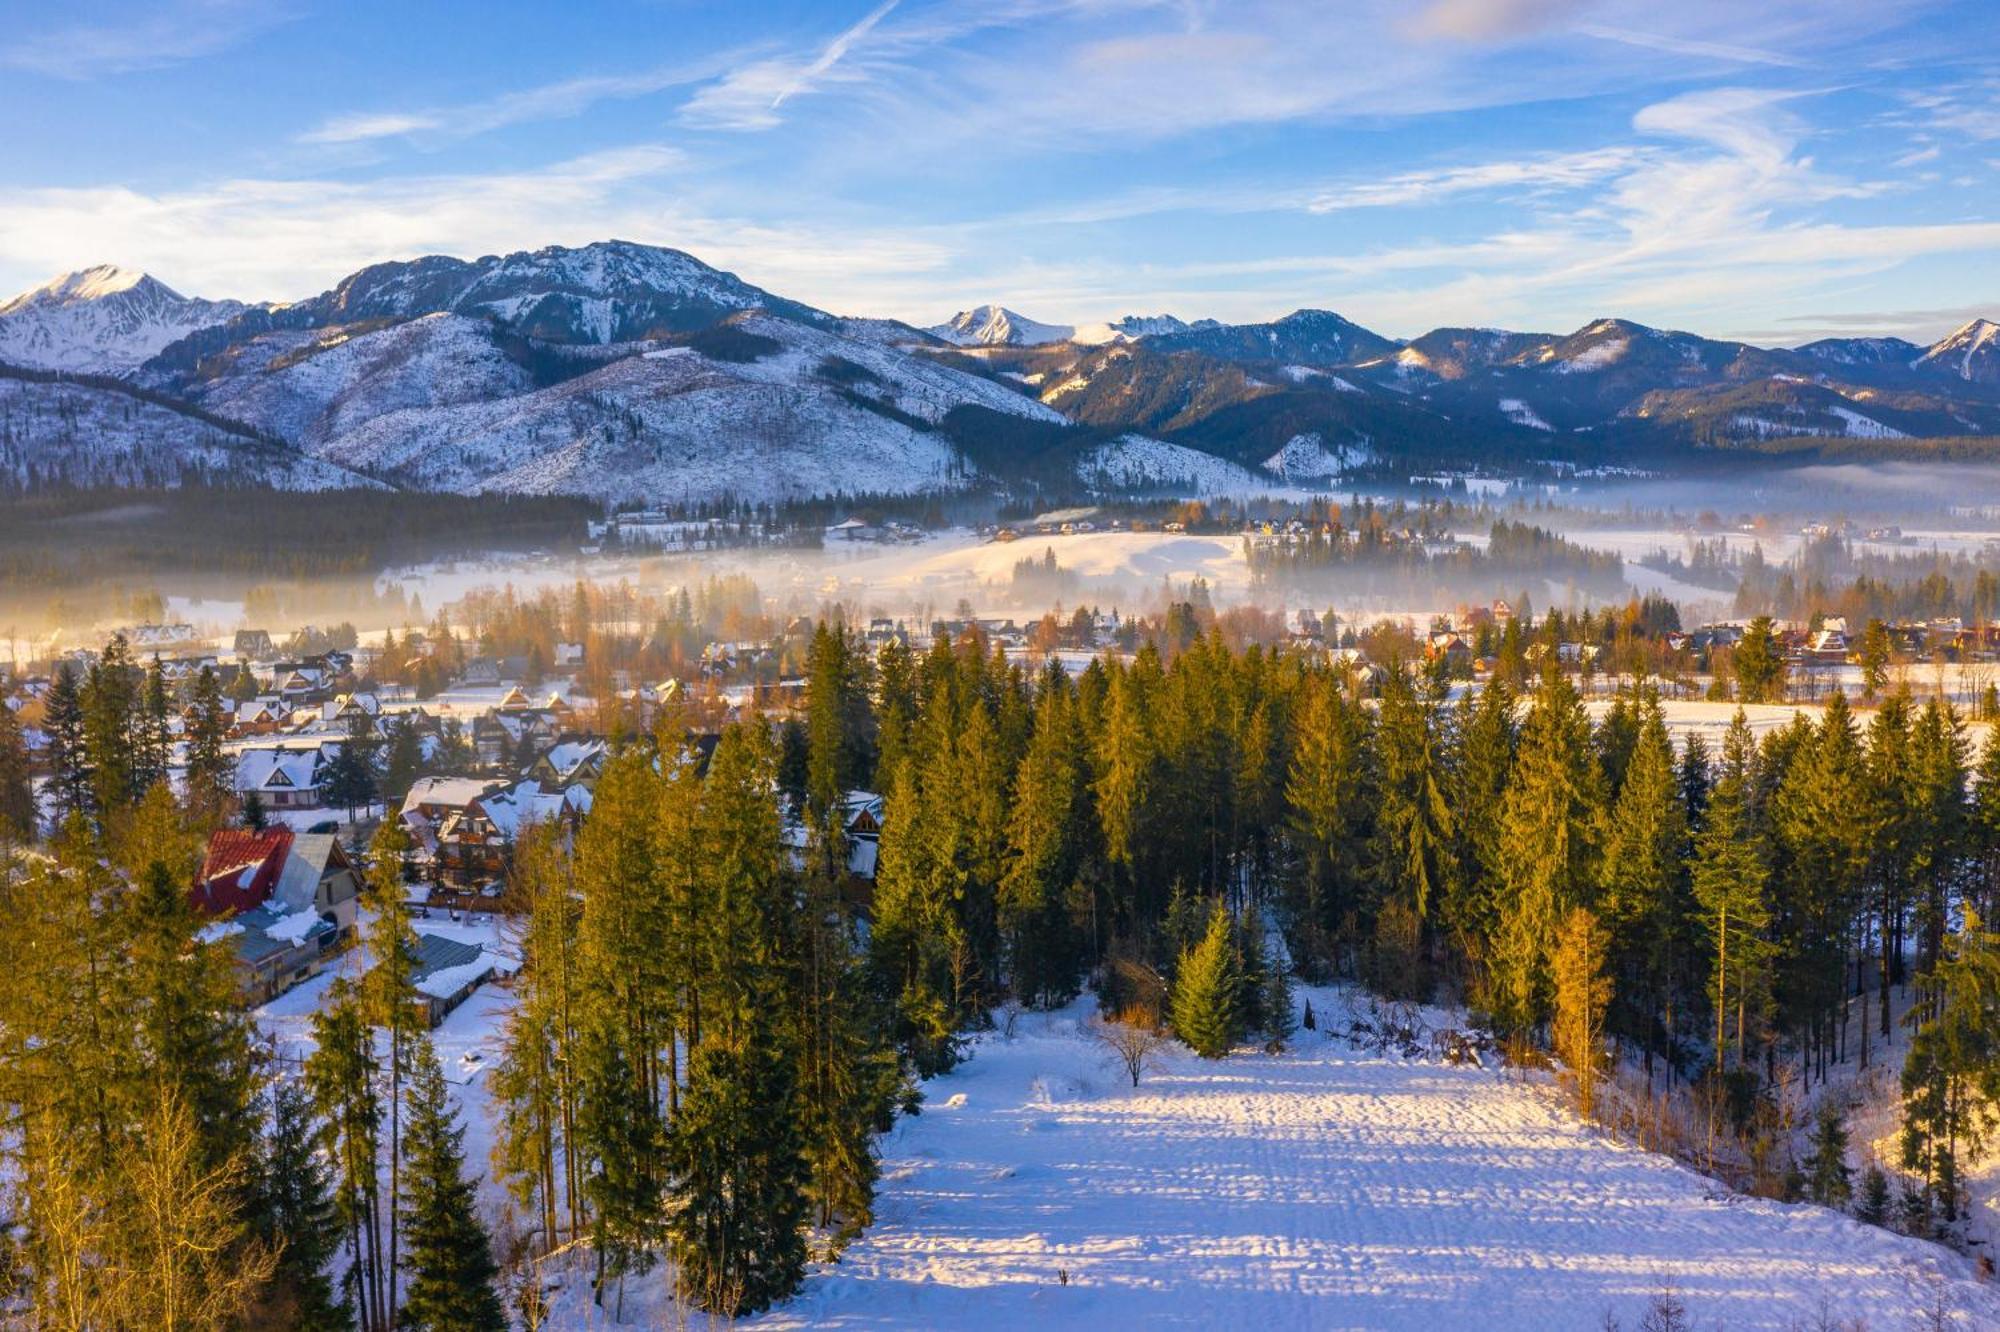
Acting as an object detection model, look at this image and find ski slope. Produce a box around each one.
[751,993,2000,1331]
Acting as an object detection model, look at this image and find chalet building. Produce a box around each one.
[234,629,275,659]
[194,828,362,1002]
[783,789,886,885]
[428,780,593,887]
[525,736,607,788]
[235,743,338,810]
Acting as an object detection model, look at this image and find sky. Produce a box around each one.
[0,0,1995,344]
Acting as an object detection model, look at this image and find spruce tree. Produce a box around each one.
[1691,750,1771,1074]
[397,1039,506,1332]
[254,1079,350,1330]
[1551,906,1612,1118]
[1856,1162,1890,1224]
[1806,1101,1853,1209]
[664,1013,810,1317]
[575,1013,662,1307]
[82,633,139,813]
[184,664,234,818]
[0,694,35,838]
[306,979,387,1332]
[1596,696,1686,1065]
[1492,672,1603,1035]
[43,660,90,822]
[1000,683,1089,1007]
[1901,913,2000,1222]
[1171,903,1242,1058]
[359,817,422,1320]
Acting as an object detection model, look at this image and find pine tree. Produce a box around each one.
[1597,696,1687,1068]
[1000,683,1089,1007]
[1284,669,1372,972]
[1371,665,1455,925]
[490,825,581,1256]
[381,716,426,803]
[1551,906,1612,1118]
[1492,673,1603,1035]
[131,655,171,797]
[1806,1101,1853,1209]
[1171,903,1242,1058]
[183,665,233,818]
[575,1014,663,1308]
[305,979,387,1332]
[1901,913,2000,1222]
[122,843,261,1175]
[0,694,35,838]
[398,1038,506,1332]
[1259,927,1297,1049]
[792,854,898,1250]
[43,660,91,823]
[359,817,422,1321]
[82,633,139,813]
[1690,718,1771,1075]
[1734,616,1785,704]
[324,708,381,822]
[252,1079,350,1330]
[664,1013,810,1317]
[1856,1162,1890,1224]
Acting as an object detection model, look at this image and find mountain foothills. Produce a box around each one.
[1,238,1997,501]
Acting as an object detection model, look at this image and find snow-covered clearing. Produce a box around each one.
[749,994,2000,1330]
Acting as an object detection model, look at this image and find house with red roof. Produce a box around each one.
[195,827,363,1001]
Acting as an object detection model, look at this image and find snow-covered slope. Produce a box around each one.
[295,313,1063,503]
[0,266,249,374]
[188,313,538,448]
[928,305,1075,347]
[1077,433,1303,496]
[1262,430,1370,479]
[0,370,376,490]
[1071,313,1220,345]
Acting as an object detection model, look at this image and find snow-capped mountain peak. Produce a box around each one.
[4,264,161,308]
[927,305,1075,347]
[0,264,250,374]
[1916,317,2000,382]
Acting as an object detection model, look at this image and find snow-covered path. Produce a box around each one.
[757,996,2000,1331]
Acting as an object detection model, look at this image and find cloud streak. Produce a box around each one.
[3,0,293,79]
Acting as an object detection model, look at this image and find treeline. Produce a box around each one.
[1246,518,1625,602]
[1736,534,2000,625]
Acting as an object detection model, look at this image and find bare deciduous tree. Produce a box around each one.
[1092,1009,1168,1088]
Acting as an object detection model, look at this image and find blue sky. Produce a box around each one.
[0,0,1995,343]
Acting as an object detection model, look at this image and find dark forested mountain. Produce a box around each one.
[1,240,1996,500]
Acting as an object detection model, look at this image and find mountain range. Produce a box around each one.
[1,238,1996,503]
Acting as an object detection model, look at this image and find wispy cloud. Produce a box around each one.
[680,0,905,131]
[297,57,739,147]
[2,0,293,78]
[1306,148,1644,212]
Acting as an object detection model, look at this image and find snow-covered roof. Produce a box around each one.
[403,776,501,812]
[235,745,324,793]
